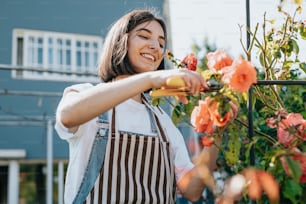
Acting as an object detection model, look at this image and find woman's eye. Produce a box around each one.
[139,35,149,39]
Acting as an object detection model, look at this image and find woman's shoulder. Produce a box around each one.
[63,83,95,94]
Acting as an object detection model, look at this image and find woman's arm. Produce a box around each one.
[57,69,207,130]
[177,139,220,202]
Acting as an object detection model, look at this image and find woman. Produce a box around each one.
[55,9,220,204]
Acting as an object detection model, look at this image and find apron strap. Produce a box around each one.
[111,108,116,137]
[141,94,169,142]
[72,113,108,204]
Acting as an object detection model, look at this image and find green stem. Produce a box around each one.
[247,24,258,60]
[253,86,279,111]
[239,24,248,58]
[234,118,278,144]
[263,12,268,78]
[269,85,285,109]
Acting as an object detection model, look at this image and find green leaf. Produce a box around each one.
[224,134,241,166]
[151,98,160,106]
[267,32,273,41]
[283,179,302,203]
[184,101,196,116]
[290,39,299,55]
[171,105,184,125]
[283,60,294,70]
[299,26,306,40]
[299,62,306,73]
[273,50,282,59]
[286,157,302,182]
[259,52,265,68]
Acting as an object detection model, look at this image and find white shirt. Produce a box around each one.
[54,83,194,203]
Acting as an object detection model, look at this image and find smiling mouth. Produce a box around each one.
[141,53,156,62]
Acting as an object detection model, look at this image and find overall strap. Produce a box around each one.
[141,94,169,142]
[72,112,109,204]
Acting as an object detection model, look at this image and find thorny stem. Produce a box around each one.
[246,28,265,58]
[254,84,285,110]
[239,24,248,59]
[247,13,288,109]
[239,23,259,61]
[269,85,285,108]
[234,118,278,144]
[247,24,258,60]
[253,86,279,111]
[263,12,269,79]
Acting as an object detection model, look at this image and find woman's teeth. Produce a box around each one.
[142,54,155,62]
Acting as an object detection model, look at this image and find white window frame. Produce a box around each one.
[12,29,103,82]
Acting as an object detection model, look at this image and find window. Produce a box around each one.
[12,29,103,82]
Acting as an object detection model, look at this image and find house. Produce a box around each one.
[0,1,169,203]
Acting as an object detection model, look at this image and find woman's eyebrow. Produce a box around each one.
[136,28,165,40]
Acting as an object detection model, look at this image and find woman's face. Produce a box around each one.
[127,20,165,72]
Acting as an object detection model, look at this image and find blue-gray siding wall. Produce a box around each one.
[0,0,164,159]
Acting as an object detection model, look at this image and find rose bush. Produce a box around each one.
[152,1,306,203]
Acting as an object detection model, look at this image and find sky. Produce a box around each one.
[168,0,306,69]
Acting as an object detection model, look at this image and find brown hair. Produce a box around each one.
[98,9,167,82]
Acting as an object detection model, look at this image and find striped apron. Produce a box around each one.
[83,100,176,203]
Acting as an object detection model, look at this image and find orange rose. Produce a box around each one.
[222,58,257,93]
[208,100,232,127]
[181,53,197,71]
[190,97,214,134]
[206,50,233,71]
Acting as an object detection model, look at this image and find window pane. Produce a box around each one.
[57,39,62,46]
[76,51,81,67]
[57,39,63,65]
[85,51,89,67]
[48,48,53,66]
[28,36,35,65]
[58,50,63,64]
[38,48,43,64]
[38,37,43,45]
[48,38,53,67]
[65,40,71,67]
[93,52,98,67]
[66,40,71,46]
[17,38,24,65]
[93,42,98,49]
[66,50,71,66]
[76,41,81,47]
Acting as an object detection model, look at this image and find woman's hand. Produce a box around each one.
[149,68,209,96]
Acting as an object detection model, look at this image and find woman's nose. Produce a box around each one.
[148,40,159,50]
